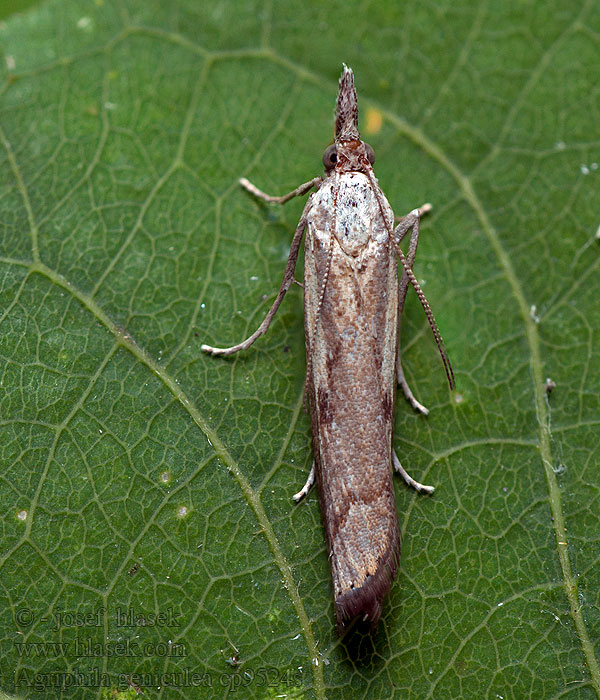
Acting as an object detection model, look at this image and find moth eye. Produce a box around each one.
[364,142,375,165]
[322,144,338,170]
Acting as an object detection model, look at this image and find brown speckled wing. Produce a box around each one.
[304,171,401,633]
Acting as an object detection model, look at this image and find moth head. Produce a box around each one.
[328,65,376,172]
[322,141,375,171]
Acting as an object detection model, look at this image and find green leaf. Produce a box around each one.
[1,1,599,699]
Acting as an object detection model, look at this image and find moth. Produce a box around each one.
[202,65,454,634]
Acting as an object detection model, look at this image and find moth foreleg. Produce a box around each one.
[392,451,434,495]
[201,216,308,356]
[394,203,432,306]
[292,461,315,503]
[395,205,431,414]
[393,203,431,243]
[239,176,322,204]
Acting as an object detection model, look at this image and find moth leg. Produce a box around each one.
[292,461,315,502]
[392,451,434,495]
[397,363,429,415]
[240,176,322,204]
[201,215,308,356]
[394,202,432,227]
[394,204,431,415]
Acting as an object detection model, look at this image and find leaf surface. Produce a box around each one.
[1,1,599,698]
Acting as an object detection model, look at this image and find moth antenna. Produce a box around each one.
[396,248,455,390]
[306,181,339,381]
[366,171,455,390]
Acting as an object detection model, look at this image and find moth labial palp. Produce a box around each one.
[201,64,454,635]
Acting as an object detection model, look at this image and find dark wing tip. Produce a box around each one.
[335,525,401,635]
[335,64,360,142]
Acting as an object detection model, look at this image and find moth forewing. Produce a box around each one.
[202,65,453,635]
[304,168,402,631]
